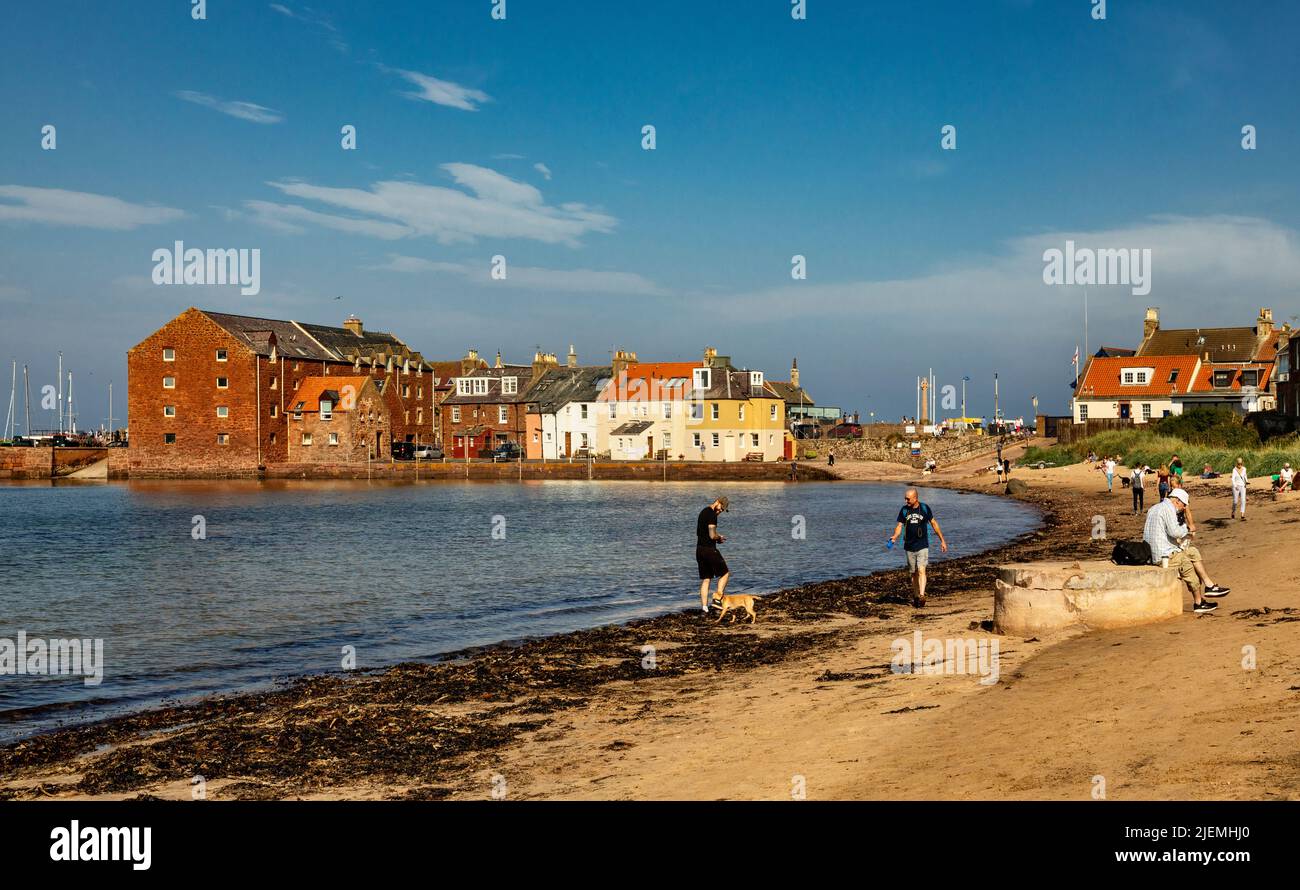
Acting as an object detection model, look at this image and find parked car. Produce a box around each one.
[491,442,523,462]
[413,445,444,461]
[5,436,34,447]
[826,423,863,439]
[390,441,416,461]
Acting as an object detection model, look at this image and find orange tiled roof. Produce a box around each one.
[1076,355,1200,399]
[1190,363,1272,393]
[601,361,703,401]
[291,376,371,412]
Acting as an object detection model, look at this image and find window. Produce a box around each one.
[302,432,313,446]
[162,348,175,362]
[473,378,489,396]
[163,405,176,417]
[163,376,175,389]
[164,433,176,444]
[216,377,228,389]
[693,368,711,391]
[1079,404,1089,420]
[752,433,760,447]
[270,405,278,417]
[690,403,703,420]
[320,399,333,421]
[417,407,423,424]
[418,386,423,399]
[328,432,339,446]
[216,406,229,418]
[217,433,229,445]
[580,432,589,447]
[402,384,410,398]
[270,377,278,390]
[738,405,745,421]
[457,379,472,396]
[216,349,227,362]
[1241,369,1259,388]
[1135,372,1148,384]
[663,403,672,419]
[693,433,702,448]
[293,402,304,420]
[498,405,508,424]
[502,377,518,395]
[710,403,719,421]
[770,404,778,421]
[711,433,720,447]
[1123,372,1134,384]
[1141,403,1152,421]
[750,371,764,388]
[663,433,671,449]
[580,404,588,420]
[269,432,277,445]
[451,406,461,423]
[1213,370,1233,387]
[609,402,617,419]
[1167,369,1179,384]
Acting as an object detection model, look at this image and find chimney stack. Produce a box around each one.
[790,357,800,389]
[567,345,578,368]
[612,348,638,380]
[1143,307,1159,341]
[494,351,503,369]
[343,315,363,336]
[1258,307,1274,339]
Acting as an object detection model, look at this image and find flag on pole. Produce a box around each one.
[1072,345,1080,367]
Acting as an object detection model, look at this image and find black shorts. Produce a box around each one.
[696,545,729,580]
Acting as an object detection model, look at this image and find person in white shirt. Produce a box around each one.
[1281,462,1295,490]
[1104,457,1117,493]
[1231,458,1248,520]
[1142,489,1230,613]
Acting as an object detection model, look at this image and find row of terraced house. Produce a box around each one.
[124,308,816,475]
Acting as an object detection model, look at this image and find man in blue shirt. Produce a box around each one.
[889,488,948,607]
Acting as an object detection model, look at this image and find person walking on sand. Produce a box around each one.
[1104,455,1117,493]
[1131,464,1147,514]
[888,488,948,608]
[1143,488,1230,613]
[1170,454,1184,485]
[696,496,731,613]
[1231,458,1249,520]
[828,448,836,467]
[1157,464,1171,501]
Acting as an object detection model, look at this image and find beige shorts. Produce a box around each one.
[906,548,929,572]
[1167,547,1203,597]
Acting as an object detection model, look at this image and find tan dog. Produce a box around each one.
[714,593,757,624]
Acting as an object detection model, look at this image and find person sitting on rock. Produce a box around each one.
[1142,488,1230,614]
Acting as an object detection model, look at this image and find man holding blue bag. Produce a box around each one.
[888,488,949,608]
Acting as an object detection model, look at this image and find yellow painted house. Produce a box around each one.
[684,366,785,462]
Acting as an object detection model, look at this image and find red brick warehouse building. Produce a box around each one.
[126,308,441,476]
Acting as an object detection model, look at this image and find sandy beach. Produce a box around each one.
[3,440,1298,801]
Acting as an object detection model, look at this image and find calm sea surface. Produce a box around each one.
[0,480,1039,740]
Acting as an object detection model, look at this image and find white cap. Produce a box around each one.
[1169,488,1190,505]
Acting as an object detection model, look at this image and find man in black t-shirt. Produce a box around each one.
[888,488,948,608]
[696,496,731,613]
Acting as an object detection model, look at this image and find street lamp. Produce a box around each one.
[961,376,970,419]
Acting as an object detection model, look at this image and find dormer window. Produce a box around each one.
[1213,370,1233,388]
[502,376,518,395]
[750,371,763,388]
[293,401,304,420]
[1121,367,1153,385]
[320,399,333,421]
[472,378,489,396]
[457,378,472,396]
[693,368,712,391]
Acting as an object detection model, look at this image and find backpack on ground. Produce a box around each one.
[1111,540,1152,566]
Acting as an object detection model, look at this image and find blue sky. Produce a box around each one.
[3,0,1299,429]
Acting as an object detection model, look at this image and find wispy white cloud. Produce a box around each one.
[0,186,185,230]
[246,163,616,246]
[390,69,490,111]
[174,90,284,124]
[372,254,667,296]
[269,3,348,53]
[534,163,553,181]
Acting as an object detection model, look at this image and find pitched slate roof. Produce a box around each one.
[1076,355,1200,399]
[527,366,614,414]
[766,379,815,406]
[201,310,430,368]
[611,420,654,436]
[1138,326,1261,363]
[441,365,536,405]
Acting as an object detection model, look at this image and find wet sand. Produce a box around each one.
[3,439,1298,800]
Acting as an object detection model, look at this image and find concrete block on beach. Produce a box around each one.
[994,560,1183,637]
